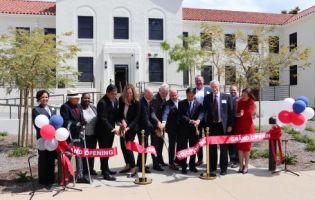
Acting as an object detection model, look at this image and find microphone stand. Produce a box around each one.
[81,125,93,183]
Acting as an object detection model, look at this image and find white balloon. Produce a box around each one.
[55,127,70,141]
[291,123,306,132]
[36,138,46,151]
[34,114,49,129]
[283,98,295,110]
[302,107,315,120]
[44,138,58,151]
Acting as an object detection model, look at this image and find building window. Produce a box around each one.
[225,34,235,50]
[149,18,163,40]
[289,32,297,51]
[44,28,56,35]
[202,65,213,84]
[149,58,163,82]
[183,70,189,86]
[78,57,94,82]
[201,32,212,50]
[78,16,93,39]
[225,66,236,85]
[269,36,279,53]
[183,32,188,48]
[248,35,258,52]
[114,17,129,39]
[269,69,279,86]
[16,27,30,33]
[290,65,297,85]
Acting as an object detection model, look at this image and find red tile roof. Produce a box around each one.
[183,8,293,25]
[284,5,315,24]
[0,0,55,16]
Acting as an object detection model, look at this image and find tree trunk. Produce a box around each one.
[17,89,22,146]
[21,88,29,147]
[30,87,34,147]
[25,89,29,147]
[189,65,193,87]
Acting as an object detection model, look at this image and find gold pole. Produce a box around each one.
[135,130,152,185]
[200,127,216,180]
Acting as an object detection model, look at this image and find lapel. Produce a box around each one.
[190,101,198,117]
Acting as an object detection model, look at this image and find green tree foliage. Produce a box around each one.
[0,28,80,147]
[161,35,207,86]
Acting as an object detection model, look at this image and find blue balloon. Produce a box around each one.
[295,96,309,107]
[293,100,306,114]
[49,115,64,129]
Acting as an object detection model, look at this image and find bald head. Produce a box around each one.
[169,89,178,102]
[144,87,153,102]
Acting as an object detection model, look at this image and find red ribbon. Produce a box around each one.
[126,141,157,157]
[59,152,75,186]
[269,126,284,165]
[176,132,272,160]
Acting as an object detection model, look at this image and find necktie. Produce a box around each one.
[189,101,193,114]
[213,95,219,122]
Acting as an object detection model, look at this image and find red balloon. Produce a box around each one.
[40,124,56,140]
[278,110,291,124]
[289,112,305,126]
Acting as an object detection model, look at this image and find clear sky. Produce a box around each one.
[182,0,315,13]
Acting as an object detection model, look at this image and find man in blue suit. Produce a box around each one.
[193,75,211,166]
[203,80,233,176]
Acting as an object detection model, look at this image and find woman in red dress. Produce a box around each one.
[235,88,256,174]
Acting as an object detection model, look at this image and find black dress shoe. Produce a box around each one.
[138,167,151,173]
[169,164,179,170]
[77,177,90,184]
[182,168,187,174]
[210,172,217,177]
[127,169,137,178]
[189,167,199,173]
[220,171,227,176]
[159,162,168,167]
[196,160,203,166]
[119,168,131,174]
[153,165,164,171]
[103,173,116,181]
[90,170,98,175]
[108,170,117,175]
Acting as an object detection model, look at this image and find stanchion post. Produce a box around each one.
[135,130,152,185]
[200,127,216,180]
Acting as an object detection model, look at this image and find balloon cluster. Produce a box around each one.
[278,96,315,131]
[34,115,70,151]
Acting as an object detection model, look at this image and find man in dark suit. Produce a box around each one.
[162,88,180,170]
[138,87,154,173]
[95,85,119,181]
[228,85,239,168]
[203,80,233,176]
[193,75,211,166]
[178,88,204,174]
[150,83,169,171]
[60,89,89,183]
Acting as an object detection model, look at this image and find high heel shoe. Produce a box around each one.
[119,168,131,174]
[127,168,137,178]
[238,166,244,173]
[242,168,248,174]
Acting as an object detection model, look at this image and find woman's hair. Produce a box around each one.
[122,84,138,104]
[36,90,49,102]
[242,88,255,100]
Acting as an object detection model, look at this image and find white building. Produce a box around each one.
[0,0,315,105]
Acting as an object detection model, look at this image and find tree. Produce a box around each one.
[223,26,311,130]
[0,28,80,147]
[201,24,228,82]
[161,35,207,87]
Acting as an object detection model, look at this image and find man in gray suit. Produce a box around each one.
[203,80,233,176]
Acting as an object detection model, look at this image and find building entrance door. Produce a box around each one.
[114,64,128,93]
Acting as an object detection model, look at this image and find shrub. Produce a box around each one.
[0,131,9,137]
[305,142,315,151]
[8,147,30,157]
[305,126,315,132]
[16,171,29,182]
[250,148,269,159]
[284,153,298,165]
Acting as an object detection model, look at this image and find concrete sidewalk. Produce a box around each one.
[1,135,315,200]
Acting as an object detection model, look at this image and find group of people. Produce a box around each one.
[32,75,256,186]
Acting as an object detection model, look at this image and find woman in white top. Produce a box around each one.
[81,93,98,175]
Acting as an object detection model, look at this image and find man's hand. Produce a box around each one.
[227,126,232,133]
[194,119,200,126]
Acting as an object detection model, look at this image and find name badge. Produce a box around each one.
[222,100,227,104]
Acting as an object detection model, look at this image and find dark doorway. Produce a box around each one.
[114,65,128,93]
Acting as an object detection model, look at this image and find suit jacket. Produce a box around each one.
[140,96,154,136]
[60,101,85,139]
[178,99,204,135]
[118,96,141,133]
[203,92,233,134]
[32,104,56,139]
[162,99,179,133]
[95,95,118,135]
[151,92,167,128]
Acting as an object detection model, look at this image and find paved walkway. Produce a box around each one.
[1,136,315,200]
